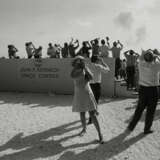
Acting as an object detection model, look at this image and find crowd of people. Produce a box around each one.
[6,36,149,91]
[3,36,160,144]
[71,48,160,143]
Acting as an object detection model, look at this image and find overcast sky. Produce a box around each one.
[0,0,160,57]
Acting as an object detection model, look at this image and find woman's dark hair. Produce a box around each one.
[71,56,85,68]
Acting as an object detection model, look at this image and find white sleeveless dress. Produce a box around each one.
[72,70,97,112]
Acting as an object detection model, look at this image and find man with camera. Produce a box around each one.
[124,49,139,90]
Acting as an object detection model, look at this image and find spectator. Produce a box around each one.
[54,44,61,58]
[25,42,35,59]
[8,45,19,59]
[68,38,79,58]
[88,55,110,124]
[99,38,110,58]
[61,43,69,58]
[91,38,100,57]
[124,50,139,90]
[47,43,57,58]
[34,46,42,59]
[78,41,92,58]
[127,49,160,134]
[110,40,123,79]
[119,59,127,80]
[71,56,104,143]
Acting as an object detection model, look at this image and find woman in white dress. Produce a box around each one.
[71,56,103,143]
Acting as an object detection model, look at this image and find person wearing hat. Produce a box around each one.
[71,56,104,143]
[127,49,160,134]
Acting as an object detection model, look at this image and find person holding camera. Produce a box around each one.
[127,49,160,134]
[71,56,104,143]
[87,55,110,124]
[69,38,79,58]
[124,49,139,90]
[78,41,92,58]
[90,38,100,57]
[34,46,42,59]
[99,37,110,58]
[110,40,123,79]
[25,42,36,59]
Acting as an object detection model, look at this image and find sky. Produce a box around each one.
[0,0,160,58]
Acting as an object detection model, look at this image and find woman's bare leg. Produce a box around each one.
[89,111,103,143]
[79,112,86,136]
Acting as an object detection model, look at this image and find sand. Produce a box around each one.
[0,92,160,160]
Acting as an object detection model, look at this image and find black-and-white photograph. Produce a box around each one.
[0,0,160,159]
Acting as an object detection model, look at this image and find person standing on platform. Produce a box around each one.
[99,37,110,58]
[71,56,104,143]
[69,38,79,58]
[124,50,139,90]
[90,38,100,57]
[87,55,110,124]
[47,43,57,58]
[110,40,123,79]
[25,42,36,59]
[78,41,92,58]
[127,50,160,134]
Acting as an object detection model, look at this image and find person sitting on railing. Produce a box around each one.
[8,45,19,59]
[34,46,42,59]
[25,42,36,59]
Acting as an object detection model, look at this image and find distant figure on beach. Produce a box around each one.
[87,55,110,124]
[124,50,139,90]
[25,42,36,59]
[71,56,104,143]
[34,46,42,59]
[8,45,19,59]
[110,40,123,79]
[78,41,92,58]
[127,49,160,134]
[99,37,110,58]
[68,38,79,58]
[47,43,57,58]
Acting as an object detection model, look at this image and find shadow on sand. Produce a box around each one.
[0,120,99,160]
[58,131,146,160]
[0,122,146,160]
[0,92,72,108]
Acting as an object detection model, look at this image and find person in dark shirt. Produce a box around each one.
[78,41,92,58]
[90,38,100,57]
[61,42,69,58]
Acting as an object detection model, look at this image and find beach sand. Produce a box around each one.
[0,92,160,160]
